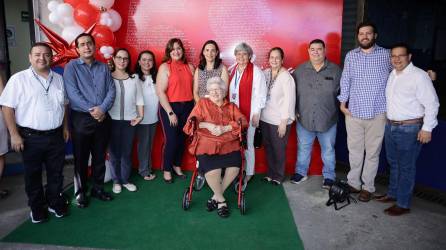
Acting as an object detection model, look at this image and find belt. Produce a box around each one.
[387,118,423,125]
[18,126,62,136]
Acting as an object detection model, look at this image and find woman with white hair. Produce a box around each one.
[184,77,248,218]
[228,42,267,186]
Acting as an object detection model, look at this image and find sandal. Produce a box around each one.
[263,177,272,183]
[143,174,156,181]
[217,201,230,218]
[271,180,281,186]
[206,199,217,212]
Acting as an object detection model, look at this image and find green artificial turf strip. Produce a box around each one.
[2,172,303,250]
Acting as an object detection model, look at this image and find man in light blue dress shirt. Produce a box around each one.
[63,33,116,208]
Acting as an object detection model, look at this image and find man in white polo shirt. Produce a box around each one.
[0,42,70,223]
[376,43,439,216]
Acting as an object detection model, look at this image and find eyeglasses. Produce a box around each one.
[391,54,408,59]
[115,56,129,62]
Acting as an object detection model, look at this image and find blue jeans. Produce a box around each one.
[385,123,422,209]
[295,123,336,180]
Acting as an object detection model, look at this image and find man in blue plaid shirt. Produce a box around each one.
[338,22,392,202]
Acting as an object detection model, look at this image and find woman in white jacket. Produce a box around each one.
[228,42,267,187]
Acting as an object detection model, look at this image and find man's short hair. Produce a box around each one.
[29,42,52,54]
[356,21,378,35]
[74,33,95,48]
[309,39,325,48]
[390,42,411,54]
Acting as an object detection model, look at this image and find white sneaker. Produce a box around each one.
[122,183,137,192]
[112,184,122,194]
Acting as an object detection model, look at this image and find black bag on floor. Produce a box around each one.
[326,180,357,210]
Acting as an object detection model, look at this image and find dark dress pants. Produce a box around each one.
[159,101,194,172]
[21,128,65,211]
[260,121,291,182]
[70,110,111,194]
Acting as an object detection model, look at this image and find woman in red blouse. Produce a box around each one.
[184,77,248,218]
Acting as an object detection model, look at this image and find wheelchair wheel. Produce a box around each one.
[239,192,246,215]
[182,188,190,210]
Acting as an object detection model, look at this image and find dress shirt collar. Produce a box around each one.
[304,59,329,71]
[27,67,54,80]
[391,62,414,76]
[353,44,384,54]
[76,57,98,65]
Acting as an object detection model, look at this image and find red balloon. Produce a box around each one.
[64,0,88,8]
[92,25,115,49]
[74,3,100,29]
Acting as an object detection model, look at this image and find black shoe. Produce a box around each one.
[75,192,89,208]
[206,199,218,212]
[30,208,49,224]
[90,189,113,201]
[173,170,187,180]
[322,179,335,189]
[164,178,173,184]
[48,204,68,218]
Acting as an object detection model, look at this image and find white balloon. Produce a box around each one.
[57,3,73,16]
[100,46,107,53]
[49,12,61,24]
[62,25,84,43]
[89,0,115,9]
[108,9,122,32]
[106,46,114,54]
[47,1,60,12]
[62,16,74,27]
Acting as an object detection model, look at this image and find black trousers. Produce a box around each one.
[159,101,194,172]
[260,121,291,182]
[70,110,111,194]
[20,127,65,211]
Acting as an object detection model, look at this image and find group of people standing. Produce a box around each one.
[0,21,440,222]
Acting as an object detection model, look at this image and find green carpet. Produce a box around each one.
[1,172,303,250]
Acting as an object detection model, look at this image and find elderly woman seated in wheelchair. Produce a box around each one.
[183,77,248,218]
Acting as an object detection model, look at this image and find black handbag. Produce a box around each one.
[254,127,262,149]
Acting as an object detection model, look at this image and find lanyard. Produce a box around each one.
[30,67,53,95]
[234,68,242,89]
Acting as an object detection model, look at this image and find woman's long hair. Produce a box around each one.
[162,38,187,64]
[198,40,222,71]
[135,50,157,82]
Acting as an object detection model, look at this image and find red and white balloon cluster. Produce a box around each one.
[47,0,122,60]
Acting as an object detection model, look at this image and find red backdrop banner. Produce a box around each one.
[110,0,343,174]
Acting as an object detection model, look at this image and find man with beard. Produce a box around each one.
[337,22,391,202]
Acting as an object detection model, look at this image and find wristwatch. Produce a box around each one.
[168,111,174,116]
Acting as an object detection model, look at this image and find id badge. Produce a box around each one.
[231,93,237,101]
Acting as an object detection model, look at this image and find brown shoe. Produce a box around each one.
[358,190,372,202]
[384,204,397,213]
[375,195,396,203]
[385,205,410,216]
[349,185,361,194]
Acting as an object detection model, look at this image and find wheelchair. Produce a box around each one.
[181,117,247,215]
